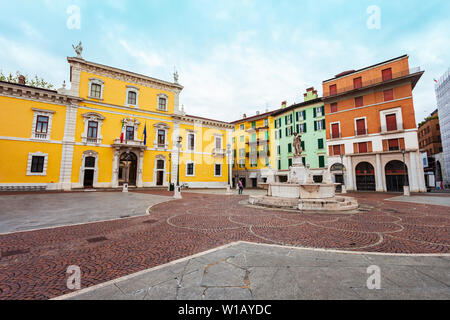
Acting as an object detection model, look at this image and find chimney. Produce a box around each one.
[281,101,287,108]
[256,111,260,115]
[243,113,247,118]
[18,75,26,85]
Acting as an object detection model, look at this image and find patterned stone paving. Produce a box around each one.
[0,191,449,300]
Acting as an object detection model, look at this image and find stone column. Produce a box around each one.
[346,156,355,191]
[409,151,419,193]
[111,148,120,188]
[59,102,78,191]
[375,153,384,192]
[137,149,144,188]
[69,64,82,97]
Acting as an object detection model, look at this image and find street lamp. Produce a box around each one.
[122,150,131,193]
[174,136,183,199]
[401,149,410,196]
[340,153,347,194]
[168,153,172,191]
[226,144,232,194]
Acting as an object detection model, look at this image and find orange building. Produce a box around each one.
[323,55,426,193]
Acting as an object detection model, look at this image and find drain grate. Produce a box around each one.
[1,248,30,258]
[86,236,108,243]
[143,220,158,224]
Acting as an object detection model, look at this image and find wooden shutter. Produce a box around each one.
[388,139,399,150]
[330,103,338,113]
[382,139,388,151]
[356,119,366,135]
[340,144,345,155]
[330,84,337,95]
[368,141,373,152]
[353,143,358,154]
[386,114,397,131]
[382,68,392,81]
[328,146,333,156]
[331,123,340,138]
[353,77,362,89]
[355,96,364,108]
[333,145,341,156]
[359,142,368,153]
[399,138,405,150]
[383,89,394,101]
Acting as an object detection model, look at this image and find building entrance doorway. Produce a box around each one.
[156,159,165,186]
[119,152,137,186]
[385,160,408,192]
[83,156,96,188]
[355,162,376,191]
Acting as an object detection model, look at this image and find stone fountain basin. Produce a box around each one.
[269,183,340,199]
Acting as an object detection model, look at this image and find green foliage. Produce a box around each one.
[0,70,54,89]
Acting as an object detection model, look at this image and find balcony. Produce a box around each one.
[323,67,421,98]
[32,132,48,140]
[113,138,146,149]
[213,148,226,157]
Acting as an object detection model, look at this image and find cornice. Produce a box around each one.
[67,57,183,93]
[173,114,234,129]
[0,81,82,105]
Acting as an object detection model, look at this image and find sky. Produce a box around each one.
[0,0,449,123]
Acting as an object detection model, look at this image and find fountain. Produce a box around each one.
[249,132,358,211]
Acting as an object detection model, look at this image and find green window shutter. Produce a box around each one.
[321,106,325,115]
[285,116,287,125]
[288,158,292,167]
[279,129,282,138]
[302,157,306,166]
[322,119,326,129]
[301,141,305,151]
[290,114,293,123]
[278,160,281,170]
[303,110,306,120]
[319,156,325,168]
[279,119,281,127]
[288,144,292,153]
[285,127,288,136]
[304,123,307,133]
[314,121,317,131]
[296,124,299,133]
[265,131,269,140]
[295,112,299,122]
[318,139,324,149]
[313,108,317,118]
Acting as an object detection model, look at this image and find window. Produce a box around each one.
[277,146,281,155]
[239,148,245,157]
[240,124,244,130]
[388,139,399,151]
[333,145,341,156]
[330,103,338,113]
[264,119,269,127]
[127,91,137,105]
[31,156,45,173]
[301,141,305,151]
[302,157,306,166]
[329,84,337,95]
[314,106,324,117]
[252,133,257,142]
[315,119,325,131]
[358,142,368,153]
[331,123,340,139]
[251,121,256,128]
[318,139,324,149]
[386,114,397,131]
[278,160,281,170]
[355,96,364,108]
[319,156,325,168]
[278,129,282,139]
[158,130,165,146]
[383,89,394,101]
[214,164,222,177]
[240,135,244,142]
[288,143,292,153]
[87,121,98,138]
[36,116,49,133]
[85,156,96,168]
[353,77,362,89]
[382,68,392,81]
[355,118,366,136]
[186,162,195,176]
[90,83,102,98]
[158,97,167,111]
[188,133,195,151]
[288,158,293,167]
[126,126,134,140]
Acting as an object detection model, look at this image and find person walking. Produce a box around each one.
[238,179,244,195]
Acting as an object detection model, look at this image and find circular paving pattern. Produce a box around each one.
[0,191,449,300]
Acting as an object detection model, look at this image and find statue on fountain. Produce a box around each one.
[293,132,303,156]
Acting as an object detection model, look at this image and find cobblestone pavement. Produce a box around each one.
[58,242,450,300]
[0,191,449,300]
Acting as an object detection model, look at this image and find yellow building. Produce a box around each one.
[0,54,233,191]
[231,111,276,188]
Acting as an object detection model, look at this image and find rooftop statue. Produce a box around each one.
[72,41,83,59]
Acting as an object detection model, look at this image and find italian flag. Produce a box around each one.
[120,121,125,143]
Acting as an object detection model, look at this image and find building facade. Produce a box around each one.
[272,87,327,182]
[231,111,276,188]
[0,55,233,191]
[436,68,450,188]
[323,55,426,193]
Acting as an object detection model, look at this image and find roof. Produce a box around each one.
[230,109,276,124]
[185,114,232,125]
[323,55,408,83]
[67,57,183,90]
[271,98,323,117]
[0,80,57,93]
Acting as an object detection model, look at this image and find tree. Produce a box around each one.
[0,70,54,89]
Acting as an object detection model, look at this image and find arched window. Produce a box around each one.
[125,86,140,107]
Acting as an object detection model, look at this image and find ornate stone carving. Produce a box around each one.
[293,132,303,156]
[72,41,83,59]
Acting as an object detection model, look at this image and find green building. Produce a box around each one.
[272,87,327,182]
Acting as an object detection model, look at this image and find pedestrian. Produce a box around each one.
[238,179,244,195]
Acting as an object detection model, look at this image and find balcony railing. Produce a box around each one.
[324,67,421,98]
[33,132,48,139]
[213,148,226,156]
[113,138,145,147]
